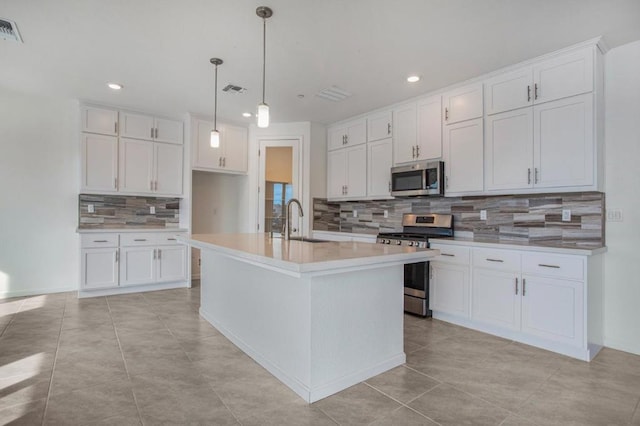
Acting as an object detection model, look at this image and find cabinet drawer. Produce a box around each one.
[522,253,584,280]
[430,244,470,265]
[81,233,119,248]
[157,233,186,245]
[120,233,158,246]
[473,248,521,271]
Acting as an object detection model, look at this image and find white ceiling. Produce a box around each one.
[2,0,640,125]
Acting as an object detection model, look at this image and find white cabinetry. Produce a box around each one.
[328,119,366,151]
[367,111,392,142]
[120,112,183,145]
[327,144,367,200]
[443,118,484,194]
[80,234,119,290]
[118,138,183,196]
[81,134,118,192]
[193,119,248,174]
[392,103,417,164]
[429,244,471,318]
[393,96,442,165]
[81,106,118,136]
[442,83,483,125]
[484,67,534,115]
[367,138,392,198]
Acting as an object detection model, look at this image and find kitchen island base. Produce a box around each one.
[199,250,405,403]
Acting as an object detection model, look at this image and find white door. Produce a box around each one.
[222,125,248,173]
[345,144,367,198]
[443,118,484,194]
[119,246,156,286]
[156,245,187,282]
[81,248,119,289]
[430,262,470,318]
[119,138,154,193]
[81,106,118,136]
[484,67,533,115]
[485,108,534,191]
[392,102,417,165]
[417,95,442,160]
[443,82,483,125]
[194,119,222,170]
[154,118,183,144]
[367,138,392,198]
[120,112,155,140]
[327,149,347,200]
[258,139,301,235]
[533,93,594,188]
[521,275,584,347]
[533,47,593,104]
[154,143,183,195]
[328,125,347,151]
[346,119,367,147]
[82,134,118,192]
[367,110,393,142]
[472,269,521,331]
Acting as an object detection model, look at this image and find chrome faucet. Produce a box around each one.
[284,198,304,240]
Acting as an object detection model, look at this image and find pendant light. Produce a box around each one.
[256,6,273,128]
[210,57,223,148]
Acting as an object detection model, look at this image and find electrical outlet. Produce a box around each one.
[353,210,358,218]
[562,209,571,222]
[150,206,156,214]
[480,210,487,220]
[607,208,623,222]
[87,204,95,213]
[383,210,389,218]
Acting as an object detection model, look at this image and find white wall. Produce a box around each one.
[603,39,640,355]
[0,89,79,298]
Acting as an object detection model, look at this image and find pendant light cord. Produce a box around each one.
[214,63,218,130]
[262,17,266,103]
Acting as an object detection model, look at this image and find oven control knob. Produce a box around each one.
[408,241,414,247]
[396,240,402,245]
[384,239,390,244]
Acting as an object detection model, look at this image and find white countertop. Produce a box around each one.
[430,237,606,256]
[180,233,438,274]
[77,228,188,234]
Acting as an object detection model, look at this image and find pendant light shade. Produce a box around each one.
[256,6,273,128]
[210,57,223,148]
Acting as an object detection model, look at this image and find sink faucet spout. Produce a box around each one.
[285,198,304,241]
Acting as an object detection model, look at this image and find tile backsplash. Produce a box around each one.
[79,194,180,229]
[313,192,605,247]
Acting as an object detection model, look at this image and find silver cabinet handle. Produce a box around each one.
[155,181,158,191]
[134,239,147,242]
[158,249,161,260]
[441,253,455,257]
[387,123,391,135]
[527,85,531,102]
[538,264,560,269]
[167,238,176,241]
[345,135,349,144]
[345,185,348,195]
[522,278,526,296]
[445,107,449,121]
[155,128,158,139]
[445,176,449,189]
[223,157,226,167]
[150,128,154,139]
[412,146,415,158]
[388,181,391,192]
[515,277,519,295]
[114,177,118,189]
[93,240,108,243]
[114,122,118,134]
[219,157,222,167]
[535,168,539,184]
[115,249,119,262]
[416,145,420,158]
[486,258,504,263]
[153,248,157,259]
[534,83,539,100]
[528,168,531,184]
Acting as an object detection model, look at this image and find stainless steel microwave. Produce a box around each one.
[390,161,445,197]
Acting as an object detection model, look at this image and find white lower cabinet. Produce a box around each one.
[81,248,119,289]
[157,245,188,282]
[472,269,521,331]
[120,246,156,286]
[429,244,471,318]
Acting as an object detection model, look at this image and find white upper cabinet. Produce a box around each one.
[82,106,118,136]
[120,111,183,144]
[533,47,593,104]
[222,125,249,173]
[193,119,248,174]
[392,102,417,165]
[443,118,484,195]
[417,95,443,160]
[81,134,118,192]
[118,138,155,193]
[367,138,393,199]
[328,118,366,151]
[442,83,483,125]
[367,110,392,142]
[154,143,183,196]
[484,67,534,115]
[327,149,347,200]
[327,144,367,201]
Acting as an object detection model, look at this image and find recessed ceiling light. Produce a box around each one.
[242,112,252,118]
[407,75,420,83]
[107,83,123,90]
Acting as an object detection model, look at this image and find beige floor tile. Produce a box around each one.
[405,345,475,381]
[90,413,143,425]
[313,382,402,425]
[241,404,336,426]
[365,366,440,403]
[195,351,273,386]
[0,371,51,411]
[632,403,640,425]
[499,414,539,426]
[593,347,640,376]
[0,350,56,379]
[369,406,439,426]
[0,398,46,425]
[50,350,128,396]
[180,333,242,362]
[408,383,510,426]
[116,328,181,353]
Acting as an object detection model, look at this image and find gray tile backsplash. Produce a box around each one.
[79,194,180,229]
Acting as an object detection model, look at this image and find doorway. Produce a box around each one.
[258,139,301,236]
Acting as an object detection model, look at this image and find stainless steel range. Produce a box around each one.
[377,213,454,317]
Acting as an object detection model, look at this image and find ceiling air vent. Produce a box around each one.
[222,84,247,94]
[316,86,352,102]
[0,19,22,43]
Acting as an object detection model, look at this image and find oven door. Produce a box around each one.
[404,261,428,298]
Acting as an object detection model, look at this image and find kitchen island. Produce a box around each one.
[179,233,439,403]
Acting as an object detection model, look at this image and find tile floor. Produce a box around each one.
[1,285,640,425]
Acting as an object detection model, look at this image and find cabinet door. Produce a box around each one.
[120,112,155,140]
[472,269,521,331]
[392,103,417,165]
[485,108,534,191]
[81,248,119,289]
[443,83,483,125]
[345,144,367,198]
[430,262,470,318]
[521,275,584,347]
[119,138,154,193]
[120,246,156,286]
[367,110,392,142]
[367,138,392,198]
[157,245,187,283]
[533,47,593,104]
[346,119,367,147]
[327,150,346,199]
[417,95,442,160]
[154,118,183,145]
[328,125,347,151]
[484,67,533,115]
[222,125,248,173]
[194,119,222,169]
[443,118,484,194]
[533,93,593,188]
[154,143,183,196]
[81,134,118,192]
[81,106,118,136]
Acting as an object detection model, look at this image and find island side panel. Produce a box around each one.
[309,265,405,402]
[199,250,312,398]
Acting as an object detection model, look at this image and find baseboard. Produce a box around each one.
[603,337,640,357]
[78,281,190,298]
[0,286,76,300]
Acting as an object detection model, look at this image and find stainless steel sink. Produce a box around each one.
[288,237,329,243]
